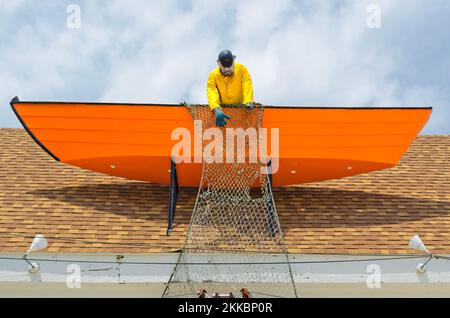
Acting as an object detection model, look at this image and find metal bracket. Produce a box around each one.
[167,158,180,236]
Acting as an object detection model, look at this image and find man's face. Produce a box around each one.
[218,60,235,77]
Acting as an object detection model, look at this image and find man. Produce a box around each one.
[207,49,254,127]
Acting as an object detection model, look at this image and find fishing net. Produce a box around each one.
[162,104,297,298]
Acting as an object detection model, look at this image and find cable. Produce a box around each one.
[1,232,447,265]
[0,255,430,266]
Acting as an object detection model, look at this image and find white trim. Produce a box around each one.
[1,253,449,284]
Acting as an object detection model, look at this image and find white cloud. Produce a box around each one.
[0,0,27,12]
[0,0,448,133]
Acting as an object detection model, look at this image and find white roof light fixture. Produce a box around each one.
[409,234,429,253]
[409,234,432,273]
[23,234,48,273]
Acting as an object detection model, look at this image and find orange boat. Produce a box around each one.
[10,97,431,187]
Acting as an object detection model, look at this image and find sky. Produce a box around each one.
[0,0,449,133]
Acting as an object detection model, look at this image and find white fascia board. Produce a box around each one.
[1,253,449,284]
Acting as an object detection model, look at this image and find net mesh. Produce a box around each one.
[162,104,297,298]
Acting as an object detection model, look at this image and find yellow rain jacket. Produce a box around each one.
[206,62,253,110]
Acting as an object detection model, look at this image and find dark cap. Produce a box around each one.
[218,50,234,67]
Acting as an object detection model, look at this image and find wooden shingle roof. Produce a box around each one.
[0,129,449,254]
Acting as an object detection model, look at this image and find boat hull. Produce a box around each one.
[10,99,431,187]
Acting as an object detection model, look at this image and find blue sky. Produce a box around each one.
[0,0,449,133]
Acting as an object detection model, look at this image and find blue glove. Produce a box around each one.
[246,102,255,110]
[213,107,231,127]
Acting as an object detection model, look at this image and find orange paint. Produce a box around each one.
[10,99,431,187]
